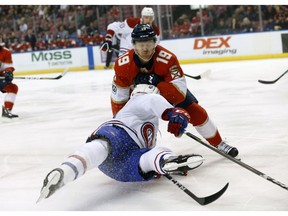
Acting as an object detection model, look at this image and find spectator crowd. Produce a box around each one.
[0,5,287,53]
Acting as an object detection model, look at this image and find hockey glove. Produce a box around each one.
[100,35,112,52]
[3,70,14,82]
[162,108,190,137]
[134,73,161,86]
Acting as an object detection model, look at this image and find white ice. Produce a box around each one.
[0,58,288,211]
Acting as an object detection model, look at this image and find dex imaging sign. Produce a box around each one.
[193,37,231,49]
[193,36,237,56]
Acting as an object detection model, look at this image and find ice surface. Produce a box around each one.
[0,58,288,211]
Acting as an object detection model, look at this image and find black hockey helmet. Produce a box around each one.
[131,24,156,43]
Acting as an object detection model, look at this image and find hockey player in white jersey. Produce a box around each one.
[37,84,204,202]
[100,7,160,55]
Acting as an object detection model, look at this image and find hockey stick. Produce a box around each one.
[184,73,201,80]
[100,44,124,54]
[111,48,123,54]
[184,70,211,80]
[0,68,69,80]
[164,173,228,205]
[185,132,288,191]
[258,69,288,84]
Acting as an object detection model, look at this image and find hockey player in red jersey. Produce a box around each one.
[0,37,19,118]
[100,7,160,54]
[111,24,239,157]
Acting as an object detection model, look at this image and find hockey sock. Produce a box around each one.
[139,146,174,175]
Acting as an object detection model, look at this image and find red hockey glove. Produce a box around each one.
[162,108,190,137]
[100,35,112,52]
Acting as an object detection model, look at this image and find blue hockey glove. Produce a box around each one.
[162,108,190,137]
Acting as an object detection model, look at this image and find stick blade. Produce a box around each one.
[258,80,275,84]
[199,183,229,205]
[53,68,69,80]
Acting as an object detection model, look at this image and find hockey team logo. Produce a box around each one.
[141,122,155,148]
[169,65,181,80]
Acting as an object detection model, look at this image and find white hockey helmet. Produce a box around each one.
[141,7,154,17]
[131,84,160,97]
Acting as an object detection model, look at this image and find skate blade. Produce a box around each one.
[164,157,205,170]
[36,172,61,204]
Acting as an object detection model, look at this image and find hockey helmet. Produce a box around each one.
[141,7,154,17]
[131,84,160,97]
[131,24,156,43]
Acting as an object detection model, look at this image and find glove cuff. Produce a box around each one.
[161,108,173,121]
[162,107,190,122]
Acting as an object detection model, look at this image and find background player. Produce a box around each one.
[111,24,239,158]
[38,84,203,201]
[0,36,19,118]
[100,7,160,55]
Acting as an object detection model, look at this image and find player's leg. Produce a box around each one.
[39,138,109,200]
[2,83,18,118]
[177,89,238,157]
[139,146,204,176]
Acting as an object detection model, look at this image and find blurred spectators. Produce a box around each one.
[0,5,288,53]
[240,17,254,33]
[24,29,37,50]
[18,17,28,32]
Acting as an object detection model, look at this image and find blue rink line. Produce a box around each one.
[87,45,95,70]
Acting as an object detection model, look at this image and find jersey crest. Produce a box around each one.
[169,65,181,79]
[141,122,155,148]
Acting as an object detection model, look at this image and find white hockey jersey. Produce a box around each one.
[106,17,160,54]
[109,93,173,149]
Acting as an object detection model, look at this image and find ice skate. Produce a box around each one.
[217,141,239,158]
[36,168,64,203]
[2,106,18,118]
[163,154,204,176]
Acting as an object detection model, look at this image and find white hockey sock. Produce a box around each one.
[195,116,218,139]
[139,146,174,175]
[60,139,109,184]
[5,93,16,103]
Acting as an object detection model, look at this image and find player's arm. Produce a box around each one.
[0,49,15,82]
[152,23,161,45]
[111,53,133,115]
[155,48,187,105]
[136,93,190,137]
[111,79,131,116]
[101,21,123,52]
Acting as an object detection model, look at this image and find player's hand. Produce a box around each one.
[162,108,190,137]
[134,73,161,86]
[100,35,112,52]
[3,70,14,82]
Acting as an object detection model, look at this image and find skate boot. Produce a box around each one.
[2,106,18,118]
[217,141,239,158]
[162,154,204,176]
[37,168,64,203]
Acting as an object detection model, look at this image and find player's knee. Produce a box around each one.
[4,83,18,94]
[185,103,208,126]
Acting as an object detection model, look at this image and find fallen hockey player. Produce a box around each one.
[37,84,204,202]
